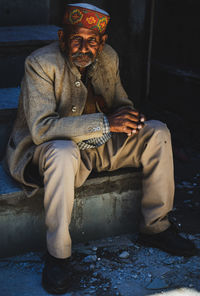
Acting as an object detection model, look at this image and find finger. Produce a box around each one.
[137,123,145,129]
[110,113,140,124]
[114,108,140,118]
[121,126,134,135]
[139,114,146,122]
[124,109,140,117]
[123,120,138,130]
[132,129,138,134]
[128,129,139,136]
[128,128,139,136]
[117,111,140,122]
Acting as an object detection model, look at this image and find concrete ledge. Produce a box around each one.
[0,87,20,109]
[0,87,19,159]
[0,163,142,258]
[0,25,59,47]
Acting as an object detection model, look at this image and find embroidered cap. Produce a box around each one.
[63,3,110,34]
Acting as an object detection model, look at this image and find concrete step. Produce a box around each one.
[0,162,142,258]
[0,25,59,88]
[0,87,20,160]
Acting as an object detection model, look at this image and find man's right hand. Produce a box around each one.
[107,108,145,136]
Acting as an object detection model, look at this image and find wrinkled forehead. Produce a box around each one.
[63,24,101,38]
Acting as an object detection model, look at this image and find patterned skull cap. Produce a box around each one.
[63,3,110,34]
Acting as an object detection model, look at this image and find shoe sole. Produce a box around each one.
[42,278,70,295]
[138,237,198,257]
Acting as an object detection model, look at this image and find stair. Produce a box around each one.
[0,163,142,258]
[0,25,59,159]
[0,87,20,159]
[0,25,142,259]
[0,25,59,88]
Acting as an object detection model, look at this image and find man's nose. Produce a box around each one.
[79,39,89,53]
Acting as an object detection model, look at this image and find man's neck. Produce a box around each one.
[78,67,86,75]
[79,67,88,86]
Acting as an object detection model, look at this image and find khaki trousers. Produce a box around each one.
[33,120,174,259]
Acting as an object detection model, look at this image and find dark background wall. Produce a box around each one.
[0,0,51,25]
[148,0,200,149]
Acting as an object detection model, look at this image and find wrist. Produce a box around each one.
[103,115,110,133]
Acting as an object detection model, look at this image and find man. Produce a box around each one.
[6,3,197,294]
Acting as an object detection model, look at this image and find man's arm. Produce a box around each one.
[23,56,105,145]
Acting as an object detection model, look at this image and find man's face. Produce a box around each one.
[68,27,102,68]
[60,26,103,69]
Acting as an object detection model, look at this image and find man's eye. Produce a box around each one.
[70,37,82,43]
[88,38,98,45]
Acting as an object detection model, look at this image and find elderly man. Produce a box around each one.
[6,3,196,294]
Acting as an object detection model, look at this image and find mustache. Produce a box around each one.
[72,51,94,59]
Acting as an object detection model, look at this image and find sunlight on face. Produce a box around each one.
[68,27,101,68]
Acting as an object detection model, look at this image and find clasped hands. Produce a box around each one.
[107,107,145,136]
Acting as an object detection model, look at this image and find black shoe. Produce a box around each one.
[138,225,198,257]
[42,252,73,295]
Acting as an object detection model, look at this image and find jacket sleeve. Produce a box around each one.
[23,56,105,145]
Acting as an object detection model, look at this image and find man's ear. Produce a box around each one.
[58,29,65,52]
[99,34,108,52]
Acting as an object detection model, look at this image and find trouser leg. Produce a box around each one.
[33,140,82,259]
[139,120,174,233]
[93,120,174,234]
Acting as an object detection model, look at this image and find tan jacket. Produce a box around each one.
[6,41,133,197]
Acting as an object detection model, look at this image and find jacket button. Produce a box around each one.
[72,106,77,112]
[75,81,81,87]
[93,127,101,132]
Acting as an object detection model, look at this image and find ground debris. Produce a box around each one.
[146,277,169,290]
[1,234,200,295]
[119,251,130,259]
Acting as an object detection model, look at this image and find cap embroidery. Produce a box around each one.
[69,9,83,24]
[63,5,110,34]
[97,17,108,33]
[86,16,97,25]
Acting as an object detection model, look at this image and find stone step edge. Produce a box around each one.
[0,25,60,46]
[0,162,142,201]
[0,87,20,111]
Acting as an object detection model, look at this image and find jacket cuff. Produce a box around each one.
[102,115,110,134]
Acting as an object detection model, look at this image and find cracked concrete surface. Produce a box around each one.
[0,233,200,296]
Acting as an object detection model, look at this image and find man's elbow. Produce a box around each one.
[31,127,47,145]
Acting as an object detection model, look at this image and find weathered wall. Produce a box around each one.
[105,0,149,109]
[152,0,200,69]
[148,0,200,148]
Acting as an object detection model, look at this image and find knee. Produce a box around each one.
[146,120,170,137]
[44,140,80,162]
